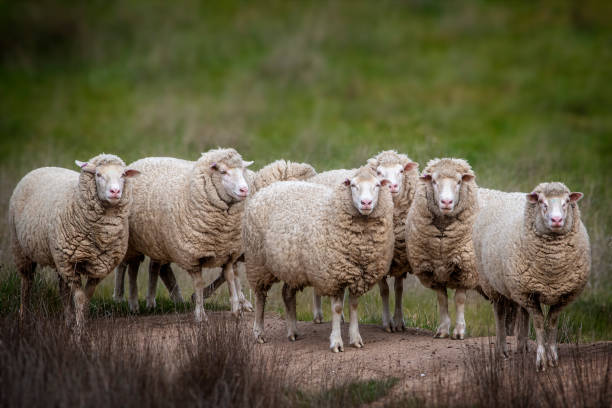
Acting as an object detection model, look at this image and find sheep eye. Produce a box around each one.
[376,171,381,176]
[399,169,404,173]
[220,170,227,175]
[457,180,461,185]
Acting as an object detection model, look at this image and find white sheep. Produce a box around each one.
[118,148,252,321]
[243,167,394,352]
[405,158,479,340]
[8,154,139,330]
[309,150,419,332]
[113,159,316,312]
[473,183,590,371]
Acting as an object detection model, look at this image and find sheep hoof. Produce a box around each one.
[146,299,156,309]
[313,316,323,324]
[382,324,393,333]
[330,342,344,353]
[392,320,406,332]
[128,302,139,314]
[451,332,465,340]
[256,335,267,344]
[288,333,298,342]
[351,340,364,349]
[434,332,449,339]
[241,302,254,313]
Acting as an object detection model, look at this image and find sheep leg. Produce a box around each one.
[452,289,467,340]
[433,286,451,338]
[525,303,547,371]
[329,295,345,353]
[191,270,208,323]
[234,273,253,312]
[58,274,74,326]
[113,263,127,302]
[505,301,518,336]
[312,292,324,324]
[159,263,184,303]
[127,259,141,313]
[282,283,299,341]
[516,305,530,354]
[349,293,363,348]
[493,299,509,358]
[253,289,267,343]
[379,278,392,332]
[202,271,225,299]
[146,261,160,309]
[545,304,564,367]
[70,280,88,335]
[222,262,241,317]
[18,262,36,326]
[392,275,406,332]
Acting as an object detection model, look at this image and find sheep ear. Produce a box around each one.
[242,160,254,168]
[367,158,378,169]
[75,160,96,174]
[343,178,351,186]
[527,192,540,203]
[123,169,141,178]
[569,192,583,202]
[420,173,432,182]
[404,162,418,172]
[461,173,475,182]
[210,162,219,171]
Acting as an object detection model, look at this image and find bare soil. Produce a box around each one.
[104,311,612,400]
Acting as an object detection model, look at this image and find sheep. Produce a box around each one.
[113,159,316,312]
[309,150,419,332]
[243,166,394,352]
[8,154,140,330]
[405,158,479,340]
[473,183,590,371]
[115,148,252,321]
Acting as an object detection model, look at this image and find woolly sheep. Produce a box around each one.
[243,167,394,352]
[118,148,252,321]
[310,150,419,332]
[473,183,590,371]
[9,154,139,330]
[405,158,479,340]
[113,159,316,312]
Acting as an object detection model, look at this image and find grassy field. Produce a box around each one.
[0,0,610,343]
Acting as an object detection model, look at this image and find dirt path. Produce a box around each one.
[105,311,611,400]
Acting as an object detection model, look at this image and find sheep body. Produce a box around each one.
[405,158,479,339]
[309,150,419,331]
[474,184,590,370]
[9,154,134,329]
[244,167,394,351]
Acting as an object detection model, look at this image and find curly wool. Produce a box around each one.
[9,153,132,283]
[405,158,479,290]
[474,183,590,307]
[124,148,248,272]
[247,160,317,193]
[243,167,394,297]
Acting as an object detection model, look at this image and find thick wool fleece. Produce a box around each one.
[474,184,590,308]
[247,160,316,193]
[310,151,418,278]
[243,169,394,297]
[9,154,132,283]
[124,148,248,272]
[405,158,479,290]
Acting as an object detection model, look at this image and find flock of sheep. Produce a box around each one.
[9,148,590,371]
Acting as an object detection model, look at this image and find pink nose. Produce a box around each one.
[239,187,248,194]
[361,199,372,207]
[391,184,399,190]
[551,216,563,224]
[110,188,121,196]
[441,199,453,206]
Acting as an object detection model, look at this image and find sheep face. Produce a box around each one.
[374,162,418,195]
[344,171,389,215]
[211,160,253,201]
[421,170,474,215]
[75,160,140,205]
[527,188,583,233]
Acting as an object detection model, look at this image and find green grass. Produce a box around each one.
[0,0,610,340]
[293,377,399,408]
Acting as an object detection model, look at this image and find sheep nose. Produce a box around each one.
[361,199,372,206]
[110,188,121,195]
[239,186,248,194]
[441,199,453,206]
[551,216,563,224]
[391,184,399,190]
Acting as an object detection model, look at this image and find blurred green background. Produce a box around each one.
[0,0,610,339]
